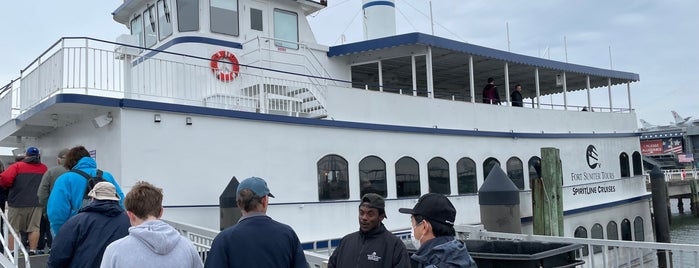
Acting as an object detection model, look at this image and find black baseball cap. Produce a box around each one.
[399,193,456,226]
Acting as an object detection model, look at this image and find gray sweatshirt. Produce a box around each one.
[100,220,204,268]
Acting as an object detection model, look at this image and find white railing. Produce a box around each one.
[11,37,329,121]
[0,207,30,268]
[162,219,218,263]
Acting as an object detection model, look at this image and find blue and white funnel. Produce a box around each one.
[362,0,396,40]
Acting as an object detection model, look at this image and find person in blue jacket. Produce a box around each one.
[47,145,124,236]
[48,182,130,267]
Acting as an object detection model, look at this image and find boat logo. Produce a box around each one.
[586,145,600,169]
[367,252,382,262]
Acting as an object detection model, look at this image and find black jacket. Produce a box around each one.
[328,224,410,268]
[511,90,523,107]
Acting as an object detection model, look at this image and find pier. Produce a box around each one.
[646,169,699,215]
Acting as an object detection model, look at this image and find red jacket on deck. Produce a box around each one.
[0,158,48,207]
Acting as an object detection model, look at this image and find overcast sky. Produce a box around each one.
[1,0,697,127]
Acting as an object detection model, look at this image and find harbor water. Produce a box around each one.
[669,198,699,266]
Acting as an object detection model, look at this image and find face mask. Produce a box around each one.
[411,224,423,249]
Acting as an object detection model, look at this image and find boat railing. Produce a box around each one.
[0,205,31,268]
[5,37,330,120]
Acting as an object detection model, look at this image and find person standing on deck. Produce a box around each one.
[0,147,48,255]
[47,145,124,236]
[48,182,130,267]
[482,77,500,104]
[511,83,523,107]
[328,193,410,268]
[204,176,308,268]
[36,148,69,253]
[399,193,477,268]
[101,181,203,268]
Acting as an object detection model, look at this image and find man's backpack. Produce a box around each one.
[70,169,107,210]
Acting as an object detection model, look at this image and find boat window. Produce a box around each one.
[396,156,420,198]
[619,152,630,177]
[591,223,603,254]
[158,0,173,40]
[210,0,239,36]
[176,0,199,32]
[456,157,477,194]
[633,216,644,241]
[250,8,263,31]
[506,157,524,190]
[620,218,632,241]
[317,154,349,201]
[482,157,500,180]
[632,151,642,176]
[359,156,387,197]
[574,226,589,256]
[428,157,450,195]
[607,221,619,250]
[351,62,380,90]
[528,156,541,190]
[130,15,144,47]
[144,6,158,48]
[273,9,298,49]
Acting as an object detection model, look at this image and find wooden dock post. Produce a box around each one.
[533,147,563,236]
[691,179,699,216]
[650,166,672,268]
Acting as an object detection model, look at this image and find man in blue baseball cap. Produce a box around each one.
[205,177,307,268]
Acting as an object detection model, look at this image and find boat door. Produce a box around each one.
[244,0,270,40]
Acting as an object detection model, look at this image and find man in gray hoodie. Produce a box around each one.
[100,181,203,268]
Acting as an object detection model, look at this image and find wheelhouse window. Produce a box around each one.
[130,15,144,47]
[176,0,199,32]
[574,226,589,256]
[210,0,239,36]
[483,157,500,180]
[621,218,632,241]
[633,216,644,241]
[143,6,158,47]
[632,151,642,176]
[591,224,603,253]
[396,157,420,198]
[317,154,349,201]
[506,157,524,190]
[157,0,173,40]
[428,157,450,194]
[457,157,477,194]
[528,156,541,190]
[273,9,298,49]
[619,152,630,178]
[250,8,263,31]
[359,156,387,197]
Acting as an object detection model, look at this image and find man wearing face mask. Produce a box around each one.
[328,193,410,268]
[399,193,477,268]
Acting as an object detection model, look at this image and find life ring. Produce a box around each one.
[210,50,240,82]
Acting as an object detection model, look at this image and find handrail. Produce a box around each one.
[0,207,30,267]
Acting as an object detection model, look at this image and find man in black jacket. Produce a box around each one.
[511,83,524,107]
[328,193,410,268]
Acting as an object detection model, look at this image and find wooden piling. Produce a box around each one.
[691,179,699,216]
[533,147,563,236]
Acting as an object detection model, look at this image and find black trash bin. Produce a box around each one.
[464,240,584,268]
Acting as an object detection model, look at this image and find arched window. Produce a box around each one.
[506,157,524,190]
[607,221,619,250]
[632,151,643,176]
[396,157,420,198]
[591,224,604,253]
[317,154,349,201]
[621,219,632,241]
[528,156,541,190]
[457,157,477,194]
[633,216,644,241]
[483,157,500,180]
[619,152,630,178]
[359,156,387,197]
[574,226,589,256]
[428,157,450,194]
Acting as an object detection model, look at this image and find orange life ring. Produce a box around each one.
[210,50,240,82]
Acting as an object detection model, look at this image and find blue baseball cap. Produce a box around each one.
[237,176,275,198]
[26,147,40,156]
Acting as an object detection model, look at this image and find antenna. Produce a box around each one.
[564,36,568,63]
[429,0,434,35]
[608,46,614,70]
[506,22,511,52]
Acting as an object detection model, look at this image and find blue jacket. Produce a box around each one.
[48,200,130,268]
[411,236,477,268]
[47,157,125,235]
[205,213,308,268]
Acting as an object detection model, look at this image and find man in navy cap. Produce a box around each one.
[205,177,308,268]
[398,193,477,268]
[329,193,409,268]
[0,147,48,255]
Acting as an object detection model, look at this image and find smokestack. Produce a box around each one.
[362,0,396,40]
